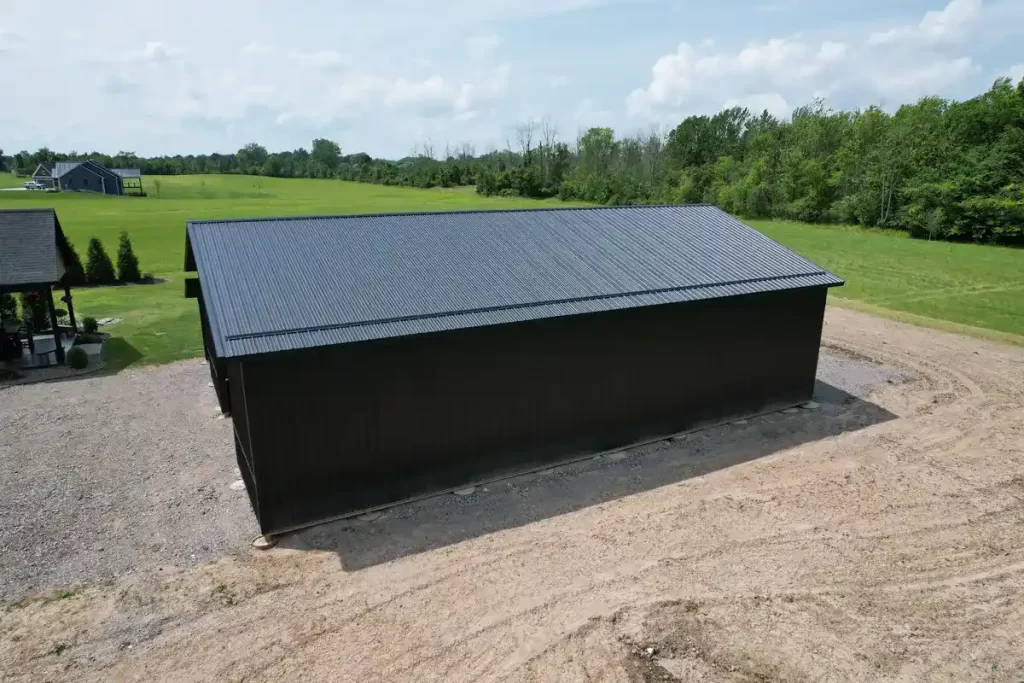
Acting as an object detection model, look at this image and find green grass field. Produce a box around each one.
[1,173,1022,369]
[1,173,28,188]
[0,175,580,368]
[749,220,1024,343]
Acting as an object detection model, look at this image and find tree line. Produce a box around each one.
[3,78,1022,245]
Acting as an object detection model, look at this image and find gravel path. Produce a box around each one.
[0,360,256,600]
[0,346,905,600]
[3,308,1023,682]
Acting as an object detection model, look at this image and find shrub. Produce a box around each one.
[82,316,99,334]
[20,292,49,331]
[74,332,104,345]
[66,347,89,369]
[0,368,23,381]
[0,293,16,321]
[85,238,116,285]
[116,232,141,283]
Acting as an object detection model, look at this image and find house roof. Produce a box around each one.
[185,205,844,359]
[112,168,142,178]
[52,161,82,178]
[32,164,52,178]
[53,160,124,181]
[0,209,71,288]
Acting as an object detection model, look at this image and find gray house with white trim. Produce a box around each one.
[32,160,143,195]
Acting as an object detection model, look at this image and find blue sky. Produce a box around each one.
[1,0,1021,158]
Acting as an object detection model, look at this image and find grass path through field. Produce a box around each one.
[1,174,1022,368]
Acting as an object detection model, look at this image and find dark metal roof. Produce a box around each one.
[112,168,142,178]
[0,209,69,287]
[186,205,843,358]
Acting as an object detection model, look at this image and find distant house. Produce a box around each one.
[31,160,144,196]
[30,164,54,189]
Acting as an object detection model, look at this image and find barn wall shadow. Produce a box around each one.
[279,380,896,571]
[102,337,144,373]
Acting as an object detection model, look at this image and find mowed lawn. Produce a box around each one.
[0,174,28,189]
[0,175,580,368]
[1,173,1022,369]
[750,220,1024,343]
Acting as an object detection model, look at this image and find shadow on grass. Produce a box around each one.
[280,380,898,571]
[102,336,144,373]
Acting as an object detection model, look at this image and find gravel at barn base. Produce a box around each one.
[4,308,1024,682]
[0,347,907,601]
[0,360,257,600]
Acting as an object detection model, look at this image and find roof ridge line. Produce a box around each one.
[187,203,719,227]
[224,270,835,343]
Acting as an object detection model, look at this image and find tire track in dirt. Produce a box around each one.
[3,307,1024,682]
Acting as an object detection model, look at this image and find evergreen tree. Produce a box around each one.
[61,238,86,286]
[85,238,116,285]
[116,232,141,283]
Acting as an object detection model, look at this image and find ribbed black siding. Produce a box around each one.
[228,363,260,520]
[196,291,230,414]
[234,287,827,535]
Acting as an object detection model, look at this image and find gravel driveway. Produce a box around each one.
[0,347,906,600]
[0,360,257,600]
[4,308,1023,682]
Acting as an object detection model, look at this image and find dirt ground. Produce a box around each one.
[2,307,1023,682]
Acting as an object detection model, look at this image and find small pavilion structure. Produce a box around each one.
[0,209,79,367]
[112,168,145,196]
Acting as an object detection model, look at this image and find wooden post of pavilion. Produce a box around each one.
[45,288,65,364]
[61,286,77,332]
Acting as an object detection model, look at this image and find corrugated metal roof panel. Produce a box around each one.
[52,161,82,178]
[0,209,65,286]
[112,168,142,178]
[187,205,843,358]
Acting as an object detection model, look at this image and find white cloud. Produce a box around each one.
[817,41,848,63]
[100,74,140,95]
[290,49,348,72]
[385,76,451,107]
[125,41,184,63]
[723,93,791,119]
[627,0,1015,123]
[331,75,388,111]
[872,57,977,96]
[1008,64,1024,82]
[868,0,981,45]
[626,38,843,118]
[0,27,17,55]
[0,0,1019,159]
[755,0,799,13]
[271,62,513,129]
[241,42,275,58]
[466,34,503,60]
[547,75,570,89]
[574,98,612,128]
[454,64,512,113]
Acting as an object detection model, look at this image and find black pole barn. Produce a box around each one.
[185,205,843,536]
